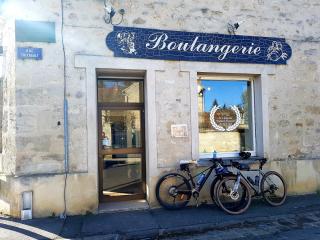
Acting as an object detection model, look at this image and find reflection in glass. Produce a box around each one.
[101,110,143,197]
[98,79,144,103]
[198,79,254,153]
[103,154,142,196]
[98,78,145,199]
[101,110,142,149]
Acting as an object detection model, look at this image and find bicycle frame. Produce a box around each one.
[238,169,266,196]
[181,160,230,193]
[184,165,215,191]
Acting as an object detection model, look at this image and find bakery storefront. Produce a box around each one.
[94,26,291,202]
[1,0,320,218]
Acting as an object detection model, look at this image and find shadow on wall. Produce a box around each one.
[0,216,64,239]
[313,160,320,193]
[268,159,320,194]
[0,177,12,216]
[0,175,66,239]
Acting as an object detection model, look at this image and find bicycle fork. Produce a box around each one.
[230,174,241,200]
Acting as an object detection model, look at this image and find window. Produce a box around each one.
[98,79,144,103]
[198,76,255,157]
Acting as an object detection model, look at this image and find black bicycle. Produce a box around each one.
[155,158,251,214]
[214,158,287,214]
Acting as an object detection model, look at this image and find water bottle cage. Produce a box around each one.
[215,164,230,175]
[196,174,206,187]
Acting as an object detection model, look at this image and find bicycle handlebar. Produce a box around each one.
[199,157,267,169]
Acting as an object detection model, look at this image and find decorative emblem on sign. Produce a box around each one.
[210,105,241,132]
[267,41,288,61]
[106,26,292,65]
[116,31,137,55]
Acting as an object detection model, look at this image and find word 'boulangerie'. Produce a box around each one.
[145,33,261,61]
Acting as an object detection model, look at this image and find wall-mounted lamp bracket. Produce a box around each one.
[104,1,125,26]
[227,20,245,35]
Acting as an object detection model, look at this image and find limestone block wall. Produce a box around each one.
[0,0,319,217]
[1,19,16,174]
[155,68,192,168]
[14,0,64,176]
[0,0,99,217]
[0,18,3,151]
[0,20,4,153]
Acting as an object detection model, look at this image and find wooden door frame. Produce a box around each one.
[97,104,146,202]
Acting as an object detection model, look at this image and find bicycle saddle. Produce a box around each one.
[239,151,251,159]
[179,159,196,171]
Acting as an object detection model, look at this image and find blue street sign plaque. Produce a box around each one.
[106,26,292,65]
[17,47,43,60]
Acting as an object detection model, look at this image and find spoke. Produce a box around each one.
[266,176,276,186]
[177,190,191,194]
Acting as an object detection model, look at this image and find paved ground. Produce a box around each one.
[163,208,320,240]
[0,194,319,240]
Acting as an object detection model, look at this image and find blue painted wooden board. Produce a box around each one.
[16,20,56,43]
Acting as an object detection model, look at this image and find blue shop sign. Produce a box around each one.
[106,26,292,65]
[17,47,42,60]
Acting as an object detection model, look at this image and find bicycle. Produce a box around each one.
[155,158,251,214]
[214,157,287,214]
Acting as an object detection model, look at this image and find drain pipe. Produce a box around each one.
[63,99,69,173]
[61,0,69,219]
[62,99,69,219]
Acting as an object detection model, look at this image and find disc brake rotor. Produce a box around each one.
[168,186,178,197]
[229,190,240,200]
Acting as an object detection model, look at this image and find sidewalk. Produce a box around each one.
[0,194,319,240]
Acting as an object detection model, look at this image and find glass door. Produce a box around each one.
[97,78,145,202]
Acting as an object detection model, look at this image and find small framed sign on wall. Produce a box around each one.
[171,124,188,138]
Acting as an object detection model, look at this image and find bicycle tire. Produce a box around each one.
[210,176,222,204]
[260,171,287,206]
[155,173,192,209]
[210,173,235,204]
[215,176,252,215]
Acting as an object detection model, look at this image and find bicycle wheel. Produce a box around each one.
[261,171,287,206]
[215,176,251,215]
[155,173,192,209]
[210,176,222,204]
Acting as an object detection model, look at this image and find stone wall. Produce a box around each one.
[1,18,16,174]
[14,1,65,176]
[155,68,192,168]
[0,0,319,217]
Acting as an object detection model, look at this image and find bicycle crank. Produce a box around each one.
[192,190,200,207]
